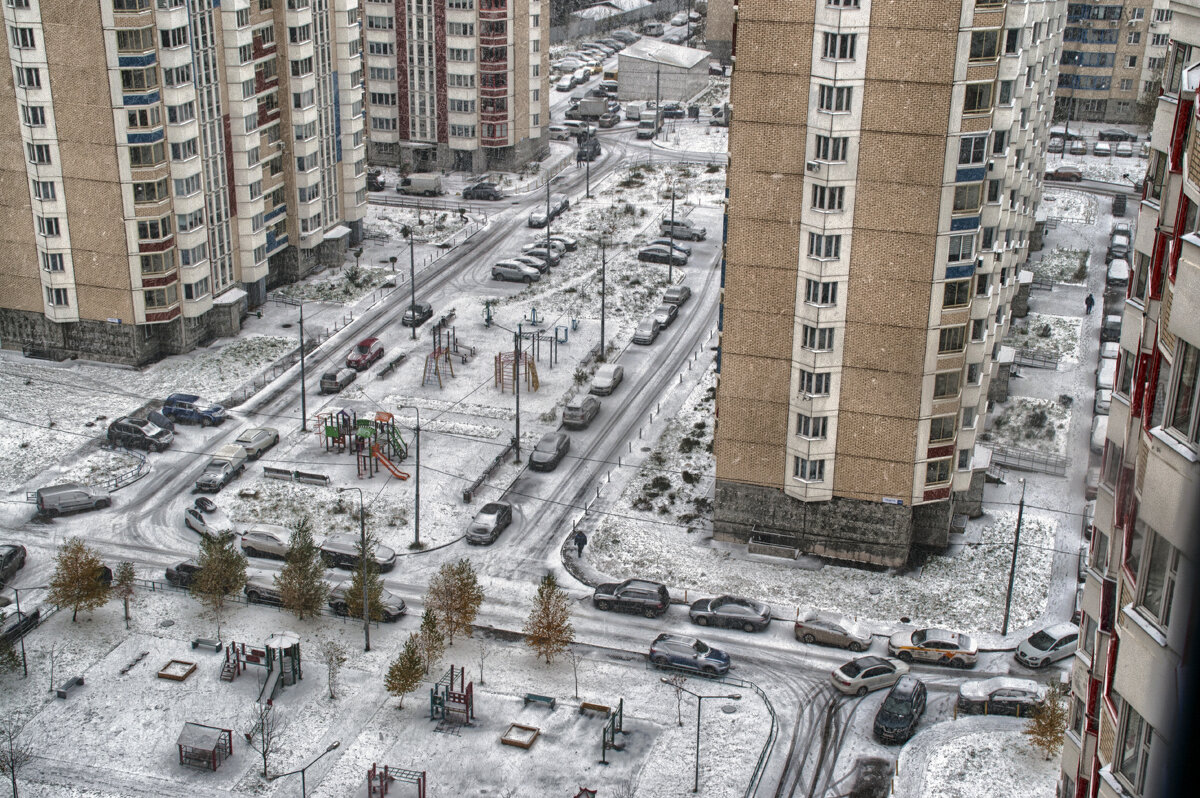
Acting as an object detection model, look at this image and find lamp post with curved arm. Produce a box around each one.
[268,740,340,797]
[396,405,420,547]
[661,678,741,792]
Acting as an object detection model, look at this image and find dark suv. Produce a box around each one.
[165,560,201,588]
[0,544,27,589]
[873,675,927,744]
[1,607,39,646]
[162,393,227,426]
[463,182,503,201]
[648,633,730,676]
[107,416,174,452]
[592,579,670,618]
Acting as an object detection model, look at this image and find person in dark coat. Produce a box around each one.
[573,530,587,557]
[1085,293,1095,314]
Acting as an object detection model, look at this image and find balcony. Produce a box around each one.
[479,60,508,74]
[479,84,507,99]
[480,109,509,124]
[480,135,509,148]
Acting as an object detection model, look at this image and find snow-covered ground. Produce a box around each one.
[657,122,729,153]
[984,396,1072,456]
[1005,312,1083,363]
[896,718,1057,798]
[1030,245,1090,284]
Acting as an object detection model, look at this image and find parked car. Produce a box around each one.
[1107,232,1131,262]
[463,182,503,201]
[663,285,692,306]
[1047,137,1064,153]
[240,524,292,559]
[401,301,434,327]
[107,416,174,452]
[329,581,406,621]
[492,261,542,283]
[346,337,385,370]
[513,255,551,274]
[652,303,679,330]
[1045,165,1084,182]
[194,444,248,493]
[1069,140,1089,155]
[320,368,357,394]
[611,30,640,44]
[956,676,1047,716]
[0,544,27,589]
[632,317,661,345]
[830,655,910,696]
[1101,314,1123,344]
[320,535,397,573]
[873,675,927,744]
[1099,127,1137,141]
[1093,141,1112,157]
[465,501,513,545]
[547,234,578,251]
[661,102,686,119]
[165,560,201,588]
[592,578,670,617]
[1115,142,1135,157]
[184,506,215,537]
[660,218,706,240]
[1,607,40,646]
[1096,359,1117,393]
[1090,414,1109,455]
[563,394,601,429]
[162,393,227,426]
[548,123,571,140]
[526,237,567,255]
[795,610,873,651]
[244,574,285,606]
[638,245,688,266]
[688,595,772,632]
[590,364,624,395]
[555,75,574,91]
[1107,258,1130,290]
[521,245,562,267]
[597,113,618,131]
[194,496,217,513]
[1015,622,1080,668]
[34,483,111,517]
[234,427,279,459]
[648,237,692,256]
[888,628,978,667]
[529,431,571,471]
[648,633,730,676]
[1094,389,1112,416]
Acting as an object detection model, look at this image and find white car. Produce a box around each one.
[590,364,624,395]
[234,427,279,459]
[240,524,292,559]
[670,12,687,26]
[1015,622,1079,668]
[888,628,978,667]
[830,656,910,696]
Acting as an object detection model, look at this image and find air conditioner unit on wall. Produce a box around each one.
[805,161,821,173]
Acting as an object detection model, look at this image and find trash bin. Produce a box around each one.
[1112,194,1127,217]
[688,104,700,120]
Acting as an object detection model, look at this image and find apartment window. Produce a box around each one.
[794,457,825,482]
[962,406,977,428]
[179,242,207,266]
[796,414,828,439]
[804,279,838,306]
[32,180,55,201]
[957,448,971,470]
[21,105,45,126]
[293,89,314,109]
[40,252,64,272]
[1154,8,1173,23]
[45,287,69,307]
[969,317,984,341]
[933,371,960,399]
[160,26,188,49]
[799,370,831,396]
[811,185,845,211]
[130,142,167,166]
[967,363,981,384]
[1137,527,1178,629]
[808,233,841,259]
[963,83,993,113]
[1115,700,1154,795]
[959,135,987,165]
[817,85,852,112]
[297,183,321,203]
[139,252,172,275]
[826,0,859,6]
[969,30,1000,61]
[162,65,192,87]
[1130,7,1144,20]
[371,116,398,131]
[981,227,996,250]
[938,326,966,353]
[802,325,835,351]
[16,67,41,89]
[1128,31,1142,45]
[170,139,198,161]
[248,180,262,200]
[925,458,951,484]
[173,173,201,197]
[953,184,982,213]
[369,66,396,81]
[814,135,848,162]
[291,57,313,77]
[368,41,394,55]
[1004,28,1019,54]
[184,277,210,301]
[448,48,475,62]
[997,80,1013,105]
[1167,341,1200,445]
[120,67,158,92]
[990,132,1006,156]
[930,415,956,443]
[450,124,476,138]
[115,27,154,52]
[449,99,476,113]
[947,235,975,263]
[144,285,179,309]
[26,143,51,164]
[448,73,476,88]
[943,280,971,308]
[137,217,170,240]
[37,216,60,237]
[986,179,1001,203]
[8,0,32,7]
[290,23,312,42]
[822,32,857,60]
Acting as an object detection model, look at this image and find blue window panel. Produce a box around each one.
[265,204,288,221]
[123,91,160,106]
[950,216,980,231]
[118,54,157,68]
[945,262,976,280]
[128,130,164,144]
[956,167,987,183]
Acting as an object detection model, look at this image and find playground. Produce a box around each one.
[3,589,771,798]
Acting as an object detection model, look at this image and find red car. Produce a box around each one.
[346,337,384,370]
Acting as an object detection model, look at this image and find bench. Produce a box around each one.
[523,693,556,710]
[579,702,611,718]
[192,637,222,652]
[378,352,408,377]
[56,675,84,699]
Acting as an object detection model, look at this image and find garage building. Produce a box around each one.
[616,39,710,103]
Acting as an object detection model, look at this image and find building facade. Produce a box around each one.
[363,0,550,173]
[713,0,1064,567]
[0,0,366,365]
[1058,2,1200,795]
[1055,0,1172,124]
[706,0,734,64]
[615,38,709,102]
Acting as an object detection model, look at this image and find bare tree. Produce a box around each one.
[243,701,282,779]
[477,642,491,687]
[564,646,586,699]
[663,673,688,726]
[610,771,639,798]
[318,638,348,700]
[45,641,67,695]
[0,718,33,798]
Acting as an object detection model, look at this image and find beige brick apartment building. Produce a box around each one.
[0,0,366,364]
[713,0,1064,566]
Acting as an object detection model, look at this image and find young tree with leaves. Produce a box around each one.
[275,516,329,620]
[415,608,445,675]
[0,717,33,798]
[190,533,247,641]
[523,574,574,664]
[47,537,110,622]
[111,562,137,630]
[318,638,348,700]
[44,641,66,695]
[0,639,19,677]
[1024,685,1069,760]
[385,635,424,709]
[425,558,484,645]
[344,533,384,622]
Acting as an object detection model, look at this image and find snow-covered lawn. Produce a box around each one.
[1039,190,1097,225]
[900,723,1058,798]
[1005,313,1083,364]
[984,396,1072,456]
[658,122,729,153]
[1030,246,1089,284]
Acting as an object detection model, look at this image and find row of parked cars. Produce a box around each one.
[552,30,639,84]
[493,232,579,283]
[181,511,397,572]
[1048,138,1138,157]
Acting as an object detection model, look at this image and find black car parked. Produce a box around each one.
[107,416,174,452]
[592,579,671,618]
[463,182,503,201]
[1,607,39,646]
[873,675,927,744]
[165,560,201,588]
[0,544,26,589]
[401,301,434,327]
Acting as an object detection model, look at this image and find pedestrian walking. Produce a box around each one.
[1085,293,1095,315]
[573,530,588,558]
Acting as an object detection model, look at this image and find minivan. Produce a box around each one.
[320,368,357,394]
[563,395,601,429]
[548,124,571,141]
[35,483,111,517]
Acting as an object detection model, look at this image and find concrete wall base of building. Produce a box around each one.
[953,470,987,519]
[1011,281,1032,318]
[910,498,952,549]
[713,480,922,568]
[989,362,1013,403]
[368,138,550,176]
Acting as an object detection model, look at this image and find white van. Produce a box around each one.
[548,124,571,141]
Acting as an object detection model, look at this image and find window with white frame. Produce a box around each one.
[143,285,178,309]
[933,371,960,399]
[794,457,825,482]
[953,183,982,213]
[804,279,837,306]
[808,233,841,259]
[925,458,951,484]
[40,252,64,272]
[21,105,45,126]
[802,325,835,351]
[958,135,987,165]
[826,0,859,7]
[1136,525,1179,630]
[1166,341,1199,445]
[16,67,40,89]
[814,135,848,162]
[817,84,852,112]
[811,185,845,211]
[9,26,36,49]
[26,143,51,164]
[962,406,977,428]
[957,448,971,469]
[37,216,60,237]
[799,370,831,396]
[822,32,856,60]
[943,279,971,308]
[947,234,975,263]
[963,82,993,113]
[938,326,966,353]
[930,415,956,443]
[1114,697,1155,795]
[45,287,69,306]
[796,413,828,439]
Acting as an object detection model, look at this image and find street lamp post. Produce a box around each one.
[1002,477,1027,637]
[11,585,48,678]
[545,181,552,266]
[397,405,421,547]
[513,326,522,463]
[668,182,677,283]
[661,678,741,793]
[404,228,417,340]
[599,236,608,358]
[268,740,340,797]
[336,487,370,652]
[298,300,308,432]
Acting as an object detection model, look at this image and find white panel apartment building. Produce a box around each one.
[0,0,366,364]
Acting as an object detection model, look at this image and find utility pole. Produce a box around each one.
[298,301,307,431]
[513,326,522,463]
[1002,478,1027,636]
[406,228,417,340]
[585,133,592,199]
[336,487,371,652]
[599,237,607,358]
[655,65,662,141]
[545,180,552,264]
[669,182,677,283]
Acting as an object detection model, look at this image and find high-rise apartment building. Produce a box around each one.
[0,0,366,365]
[363,0,549,173]
[1058,3,1199,795]
[1055,0,1173,123]
[707,0,735,64]
[713,0,1064,566]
